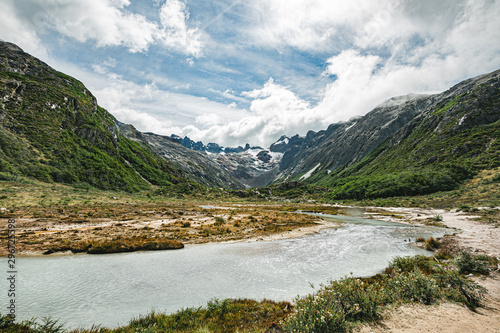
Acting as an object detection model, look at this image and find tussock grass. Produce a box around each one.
[44,237,184,254]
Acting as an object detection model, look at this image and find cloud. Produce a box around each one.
[182,79,319,146]
[73,70,249,140]
[1,0,499,149]
[248,0,396,51]
[0,0,203,56]
[195,113,223,126]
[158,0,204,57]
[0,0,49,59]
[193,0,498,147]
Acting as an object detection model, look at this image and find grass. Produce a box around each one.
[0,180,322,256]
[44,237,184,255]
[336,167,500,210]
[0,168,498,331]
[1,299,293,333]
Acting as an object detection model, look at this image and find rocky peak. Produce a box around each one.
[269,135,289,153]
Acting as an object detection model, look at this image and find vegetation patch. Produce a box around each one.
[44,237,184,255]
[281,253,490,332]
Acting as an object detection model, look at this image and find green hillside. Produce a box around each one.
[0,42,189,192]
[309,72,500,200]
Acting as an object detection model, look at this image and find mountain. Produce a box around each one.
[0,41,240,191]
[2,41,497,199]
[167,134,281,188]
[161,70,499,197]
[118,124,245,189]
[170,134,264,154]
[262,93,435,184]
[207,148,283,188]
[303,70,500,199]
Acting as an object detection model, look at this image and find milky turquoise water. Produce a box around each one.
[3,214,450,329]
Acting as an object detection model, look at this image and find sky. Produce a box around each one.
[1,0,499,147]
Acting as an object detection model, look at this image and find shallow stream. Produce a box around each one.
[6,214,451,328]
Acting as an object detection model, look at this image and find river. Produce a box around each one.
[6,214,451,328]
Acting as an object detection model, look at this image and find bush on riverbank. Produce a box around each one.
[281,254,488,333]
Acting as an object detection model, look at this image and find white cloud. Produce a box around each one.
[192,0,500,147]
[195,113,223,126]
[38,0,158,53]
[1,0,499,149]
[199,0,498,147]
[0,0,203,56]
[157,0,204,57]
[80,72,248,139]
[0,0,49,59]
[248,0,396,51]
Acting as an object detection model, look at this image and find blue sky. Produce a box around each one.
[1,0,499,146]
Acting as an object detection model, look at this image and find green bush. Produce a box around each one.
[433,270,486,309]
[329,166,472,200]
[389,255,436,274]
[282,252,487,332]
[425,237,441,251]
[386,270,440,305]
[282,292,349,333]
[455,251,490,275]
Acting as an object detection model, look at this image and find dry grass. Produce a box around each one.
[0,181,323,255]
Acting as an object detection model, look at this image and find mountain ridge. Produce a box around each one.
[0,41,241,191]
[1,40,498,199]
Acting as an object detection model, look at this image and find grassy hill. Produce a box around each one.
[0,42,191,192]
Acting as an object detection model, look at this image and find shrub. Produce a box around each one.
[425,237,440,251]
[0,314,14,329]
[383,270,439,305]
[282,253,487,331]
[214,217,225,226]
[455,251,490,275]
[326,277,381,321]
[434,250,453,260]
[23,317,65,333]
[390,255,436,274]
[433,215,443,222]
[282,292,349,333]
[433,270,486,309]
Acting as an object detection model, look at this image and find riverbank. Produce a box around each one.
[357,205,500,333]
[365,206,500,257]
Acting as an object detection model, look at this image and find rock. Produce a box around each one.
[256,150,272,163]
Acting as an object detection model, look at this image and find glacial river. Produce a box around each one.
[6,214,452,328]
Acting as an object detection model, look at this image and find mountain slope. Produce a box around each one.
[117,123,245,189]
[268,93,435,183]
[0,41,191,192]
[309,70,500,199]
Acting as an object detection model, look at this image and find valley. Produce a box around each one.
[1,41,499,332]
